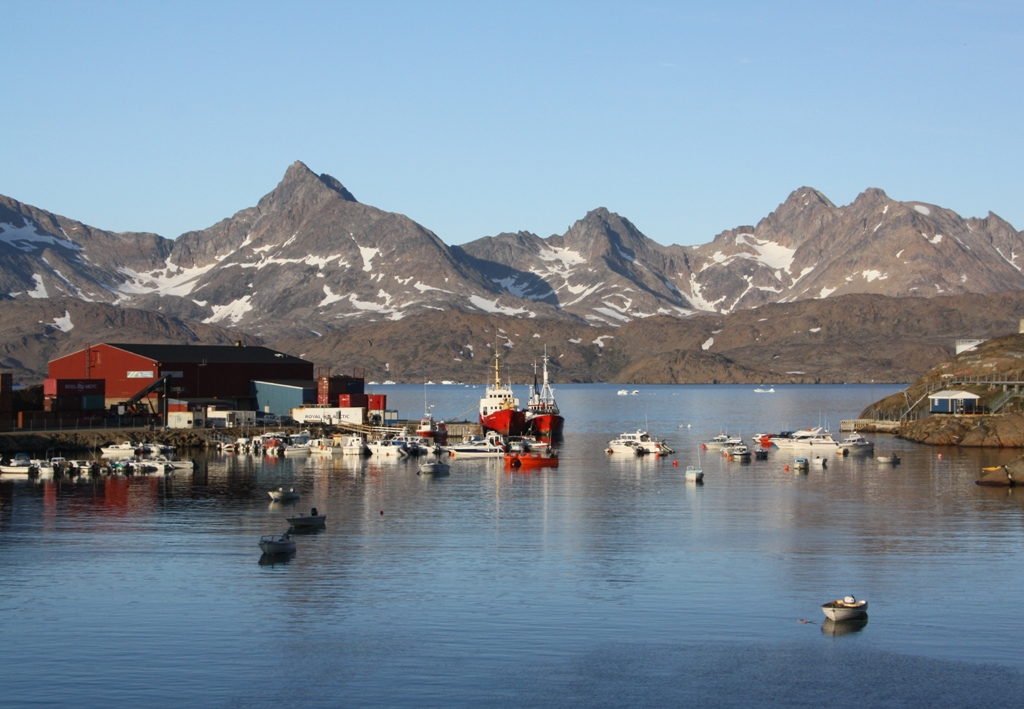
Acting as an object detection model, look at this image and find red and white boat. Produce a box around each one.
[526,348,564,437]
[479,354,527,436]
[416,414,448,445]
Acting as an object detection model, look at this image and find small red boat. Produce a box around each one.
[504,450,559,469]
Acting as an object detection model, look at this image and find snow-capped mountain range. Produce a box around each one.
[2,161,1022,340]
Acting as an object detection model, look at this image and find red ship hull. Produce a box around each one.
[528,413,564,436]
[480,408,527,436]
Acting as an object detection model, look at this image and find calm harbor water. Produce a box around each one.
[4,383,1024,707]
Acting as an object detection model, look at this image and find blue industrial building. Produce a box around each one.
[251,380,316,417]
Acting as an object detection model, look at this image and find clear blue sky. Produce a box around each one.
[2,1,1021,246]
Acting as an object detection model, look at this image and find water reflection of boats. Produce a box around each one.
[258,551,296,566]
[821,616,869,636]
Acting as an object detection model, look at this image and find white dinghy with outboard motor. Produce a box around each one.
[821,595,868,621]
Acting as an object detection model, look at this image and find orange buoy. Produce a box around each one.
[784,465,790,471]
[938,454,942,459]
[701,444,706,450]
[673,460,678,466]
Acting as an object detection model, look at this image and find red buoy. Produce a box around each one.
[673,460,678,467]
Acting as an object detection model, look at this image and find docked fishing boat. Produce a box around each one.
[268,486,300,502]
[478,353,527,436]
[838,433,875,456]
[525,349,564,437]
[259,533,296,555]
[821,595,868,621]
[309,438,337,455]
[334,434,369,456]
[416,414,448,445]
[0,453,37,475]
[608,430,674,456]
[366,438,408,457]
[101,441,147,457]
[287,508,326,528]
[447,434,507,458]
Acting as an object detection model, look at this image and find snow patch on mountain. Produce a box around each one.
[319,285,345,307]
[0,220,81,253]
[914,204,931,215]
[734,234,797,271]
[592,335,614,348]
[50,310,74,332]
[119,261,218,298]
[414,281,451,293]
[702,337,714,350]
[27,274,48,298]
[203,295,253,324]
[592,307,630,322]
[359,246,379,272]
[687,275,726,312]
[468,295,534,317]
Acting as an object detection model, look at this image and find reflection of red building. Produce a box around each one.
[48,343,313,409]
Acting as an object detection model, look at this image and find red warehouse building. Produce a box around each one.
[48,343,314,409]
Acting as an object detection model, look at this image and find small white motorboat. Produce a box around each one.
[684,465,704,482]
[821,595,868,621]
[286,508,326,528]
[838,433,875,456]
[268,486,300,502]
[259,533,296,555]
[419,460,451,475]
[753,387,775,393]
[876,454,901,464]
[793,457,809,470]
[811,455,828,468]
[617,389,629,396]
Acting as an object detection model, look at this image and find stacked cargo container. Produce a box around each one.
[43,378,106,412]
[317,374,364,405]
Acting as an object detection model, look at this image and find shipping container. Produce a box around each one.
[337,393,368,408]
[44,378,106,397]
[81,394,105,410]
[367,394,386,411]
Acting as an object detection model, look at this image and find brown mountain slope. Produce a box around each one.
[0,298,260,383]
[271,292,1024,385]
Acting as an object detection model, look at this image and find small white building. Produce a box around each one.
[955,339,985,355]
[929,390,980,414]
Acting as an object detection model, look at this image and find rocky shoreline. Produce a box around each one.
[0,428,228,455]
[898,414,1024,448]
